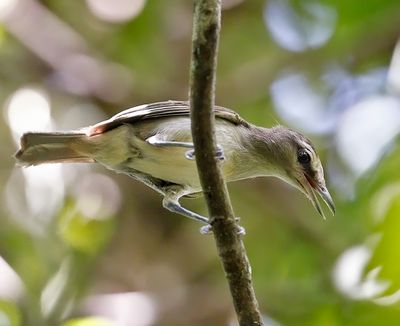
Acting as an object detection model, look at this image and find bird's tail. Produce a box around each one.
[15,131,94,166]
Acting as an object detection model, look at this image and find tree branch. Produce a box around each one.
[188,1,263,325]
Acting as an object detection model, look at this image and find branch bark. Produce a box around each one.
[189,1,263,325]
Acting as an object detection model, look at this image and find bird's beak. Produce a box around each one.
[296,174,335,219]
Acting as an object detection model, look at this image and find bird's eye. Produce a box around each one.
[297,150,311,165]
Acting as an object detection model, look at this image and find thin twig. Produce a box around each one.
[188,0,263,325]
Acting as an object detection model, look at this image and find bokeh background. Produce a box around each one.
[1,0,400,325]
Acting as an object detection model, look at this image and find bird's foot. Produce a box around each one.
[236,225,246,235]
[185,145,225,161]
[199,220,245,236]
[199,224,213,235]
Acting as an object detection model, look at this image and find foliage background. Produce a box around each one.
[1,0,400,325]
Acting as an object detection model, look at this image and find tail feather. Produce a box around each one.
[15,131,94,166]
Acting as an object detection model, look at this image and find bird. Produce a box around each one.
[15,100,335,233]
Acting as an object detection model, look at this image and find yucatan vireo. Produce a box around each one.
[15,100,335,233]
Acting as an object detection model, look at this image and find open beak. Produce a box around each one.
[296,175,335,219]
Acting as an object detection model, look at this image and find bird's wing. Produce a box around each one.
[88,100,249,135]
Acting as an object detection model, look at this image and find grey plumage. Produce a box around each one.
[15,100,335,231]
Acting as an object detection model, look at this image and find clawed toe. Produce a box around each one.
[200,224,213,235]
[185,146,225,161]
[185,149,195,160]
[199,221,246,236]
[215,147,225,161]
[235,225,246,235]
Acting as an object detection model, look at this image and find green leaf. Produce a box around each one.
[361,139,400,295]
[366,196,400,295]
[62,316,116,326]
[58,199,115,255]
[0,300,21,326]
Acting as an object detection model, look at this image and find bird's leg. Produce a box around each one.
[162,187,209,225]
[146,135,195,148]
[162,187,245,235]
[146,135,225,161]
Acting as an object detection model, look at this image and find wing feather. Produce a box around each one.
[89,100,249,135]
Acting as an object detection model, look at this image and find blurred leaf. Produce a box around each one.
[366,196,400,295]
[310,304,340,326]
[0,229,51,294]
[58,199,115,255]
[0,300,21,326]
[358,138,400,197]
[62,316,116,326]
[357,139,400,295]
[0,26,5,47]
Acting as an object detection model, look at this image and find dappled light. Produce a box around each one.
[0,256,24,301]
[5,165,65,233]
[86,0,147,23]
[270,72,336,134]
[387,39,400,94]
[0,0,17,19]
[0,0,132,103]
[264,0,336,52]
[336,95,400,176]
[371,182,400,224]
[333,245,387,300]
[74,173,121,220]
[6,87,52,142]
[41,259,71,318]
[83,292,157,326]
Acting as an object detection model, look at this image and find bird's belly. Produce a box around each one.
[127,145,202,188]
[124,143,239,190]
[90,124,237,190]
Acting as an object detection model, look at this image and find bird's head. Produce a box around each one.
[263,126,335,218]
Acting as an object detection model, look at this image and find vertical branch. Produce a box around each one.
[189,1,263,325]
